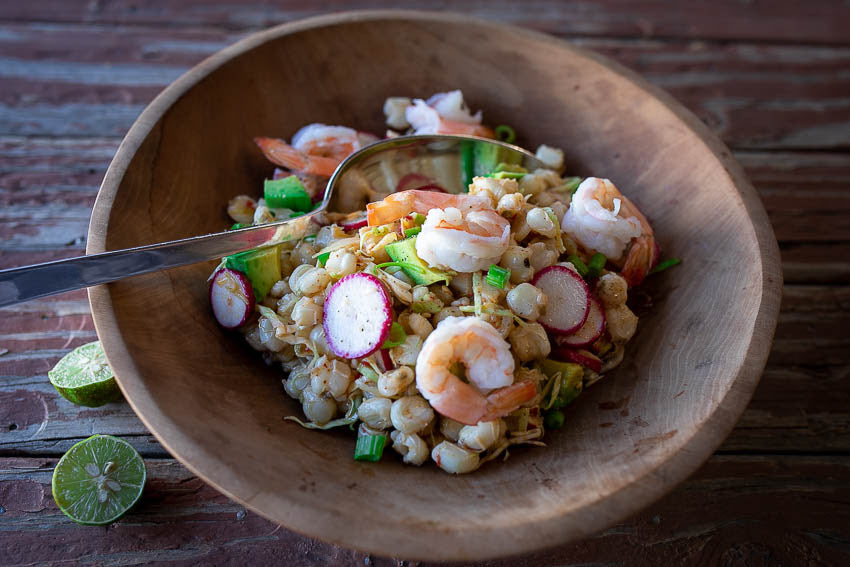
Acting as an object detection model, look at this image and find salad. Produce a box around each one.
[209,91,676,474]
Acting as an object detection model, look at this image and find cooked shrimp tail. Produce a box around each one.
[254,136,342,177]
[366,189,490,226]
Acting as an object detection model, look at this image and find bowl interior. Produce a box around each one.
[88,12,781,561]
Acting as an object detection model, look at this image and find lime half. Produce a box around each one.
[52,434,146,525]
[48,340,121,407]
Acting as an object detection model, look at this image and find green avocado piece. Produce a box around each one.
[264,176,312,212]
[540,359,584,407]
[223,245,281,299]
[385,236,450,286]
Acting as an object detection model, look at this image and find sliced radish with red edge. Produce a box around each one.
[210,268,255,329]
[552,347,603,373]
[556,295,606,347]
[323,273,392,359]
[378,348,394,372]
[532,265,591,334]
[341,213,368,231]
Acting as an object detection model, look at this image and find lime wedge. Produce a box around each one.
[48,341,121,407]
[52,434,146,525]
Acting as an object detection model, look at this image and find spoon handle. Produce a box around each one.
[0,212,318,308]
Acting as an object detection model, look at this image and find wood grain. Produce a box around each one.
[2,455,848,566]
[0,1,847,564]
[2,0,850,44]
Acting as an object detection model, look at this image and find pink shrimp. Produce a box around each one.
[560,178,656,287]
[405,98,495,138]
[254,137,340,177]
[415,317,537,425]
[254,124,374,178]
[366,189,491,226]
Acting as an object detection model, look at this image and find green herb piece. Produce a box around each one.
[490,170,526,180]
[567,254,589,277]
[263,176,312,212]
[376,261,426,274]
[411,300,442,314]
[587,253,607,279]
[381,322,406,349]
[317,252,331,267]
[544,410,565,430]
[650,257,682,274]
[563,177,582,194]
[485,265,510,289]
[357,364,379,382]
[409,213,426,225]
[495,125,516,144]
[229,223,249,231]
[354,434,387,462]
[403,226,422,238]
[303,234,317,242]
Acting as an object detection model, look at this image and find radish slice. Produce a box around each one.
[552,347,603,373]
[341,213,368,231]
[210,268,255,329]
[532,265,591,334]
[556,295,606,347]
[323,273,392,359]
[396,173,433,192]
[378,348,394,372]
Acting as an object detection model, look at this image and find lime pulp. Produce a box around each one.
[48,340,122,407]
[52,434,146,525]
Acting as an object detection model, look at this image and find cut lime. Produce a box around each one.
[48,340,121,407]
[52,434,146,525]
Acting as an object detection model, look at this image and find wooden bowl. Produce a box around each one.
[87,11,782,561]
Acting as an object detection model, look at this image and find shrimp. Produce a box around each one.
[254,124,377,178]
[415,317,536,425]
[560,177,655,287]
[406,98,495,138]
[254,136,340,177]
[366,190,510,272]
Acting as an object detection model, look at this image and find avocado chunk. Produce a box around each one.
[263,176,312,212]
[540,359,584,408]
[385,236,450,286]
[223,245,281,299]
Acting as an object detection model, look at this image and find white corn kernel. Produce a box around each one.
[390,395,434,434]
[431,441,480,474]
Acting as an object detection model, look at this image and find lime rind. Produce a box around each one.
[48,341,122,407]
[52,434,146,526]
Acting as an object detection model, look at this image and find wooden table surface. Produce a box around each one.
[1,2,849,565]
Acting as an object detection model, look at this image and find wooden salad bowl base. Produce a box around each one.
[86,11,782,562]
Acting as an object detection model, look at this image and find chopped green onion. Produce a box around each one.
[494,162,528,174]
[303,234,316,242]
[495,125,516,144]
[381,322,406,349]
[354,434,387,462]
[563,177,582,194]
[544,410,565,430]
[376,261,426,274]
[404,226,422,238]
[650,257,681,274]
[587,253,607,279]
[263,176,312,212]
[229,223,249,231]
[472,271,483,317]
[490,170,526,180]
[567,254,589,277]
[410,213,426,225]
[371,225,390,236]
[485,265,511,289]
[317,252,331,267]
[357,363,379,382]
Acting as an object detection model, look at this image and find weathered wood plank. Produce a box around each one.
[1,0,849,44]
[1,287,847,456]
[1,25,849,149]
[1,455,848,566]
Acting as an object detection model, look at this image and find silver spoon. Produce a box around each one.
[0,134,545,307]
